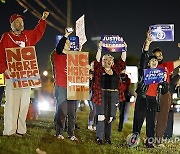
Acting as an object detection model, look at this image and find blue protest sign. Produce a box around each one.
[144,68,165,85]
[56,35,80,51]
[101,35,127,52]
[149,24,174,41]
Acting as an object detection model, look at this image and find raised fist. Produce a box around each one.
[42,11,49,20]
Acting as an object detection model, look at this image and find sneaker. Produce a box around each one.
[118,128,122,132]
[36,148,47,154]
[96,138,103,145]
[145,141,155,148]
[57,134,65,140]
[70,136,79,142]
[93,126,96,131]
[14,133,24,137]
[88,126,94,131]
[75,124,80,129]
[105,139,112,144]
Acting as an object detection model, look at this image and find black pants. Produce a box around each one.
[96,91,118,140]
[146,96,157,141]
[132,95,146,134]
[118,101,126,131]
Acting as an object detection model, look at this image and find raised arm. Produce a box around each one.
[121,42,127,62]
[139,31,152,76]
[96,41,102,62]
[56,28,73,54]
[174,59,180,69]
[26,11,49,45]
[143,30,152,51]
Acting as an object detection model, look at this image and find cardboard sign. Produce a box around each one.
[76,15,87,47]
[56,35,80,51]
[149,24,174,41]
[5,46,41,89]
[0,74,5,86]
[67,51,89,100]
[144,68,165,85]
[101,35,126,52]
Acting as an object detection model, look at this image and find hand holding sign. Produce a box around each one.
[65,28,74,38]
[178,43,180,48]
[101,35,127,52]
[146,31,153,43]
[144,68,165,85]
[4,69,11,79]
[149,24,174,41]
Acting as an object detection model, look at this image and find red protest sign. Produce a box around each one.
[67,51,89,100]
[5,46,41,89]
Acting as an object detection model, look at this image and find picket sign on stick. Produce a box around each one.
[76,15,87,50]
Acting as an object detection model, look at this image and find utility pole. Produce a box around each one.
[67,0,72,27]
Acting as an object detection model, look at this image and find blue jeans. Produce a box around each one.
[88,100,96,126]
[54,86,76,137]
[96,90,118,140]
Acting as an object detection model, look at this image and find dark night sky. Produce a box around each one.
[0,0,180,72]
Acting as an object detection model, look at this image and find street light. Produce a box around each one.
[43,71,48,76]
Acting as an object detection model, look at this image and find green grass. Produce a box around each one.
[0,105,180,154]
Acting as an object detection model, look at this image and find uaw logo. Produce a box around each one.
[126,133,140,148]
[156,27,166,40]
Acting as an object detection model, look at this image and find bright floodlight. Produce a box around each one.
[38,100,50,111]
[130,96,135,102]
[172,93,178,99]
[43,71,48,76]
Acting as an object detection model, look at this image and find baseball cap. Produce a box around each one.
[9,14,25,24]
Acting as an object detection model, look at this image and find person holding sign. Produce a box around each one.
[0,11,49,136]
[131,31,168,148]
[117,70,131,132]
[92,41,126,144]
[51,28,78,142]
[151,50,180,146]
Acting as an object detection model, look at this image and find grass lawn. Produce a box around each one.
[0,104,180,154]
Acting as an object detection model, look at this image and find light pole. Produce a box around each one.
[67,0,72,27]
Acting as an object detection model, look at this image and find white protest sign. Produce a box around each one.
[76,15,87,49]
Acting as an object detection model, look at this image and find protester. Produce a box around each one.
[132,31,169,148]
[92,41,126,144]
[132,31,152,136]
[87,61,96,131]
[151,48,180,146]
[51,28,78,141]
[118,70,131,132]
[164,69,180,139]
[0,11,49,136]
